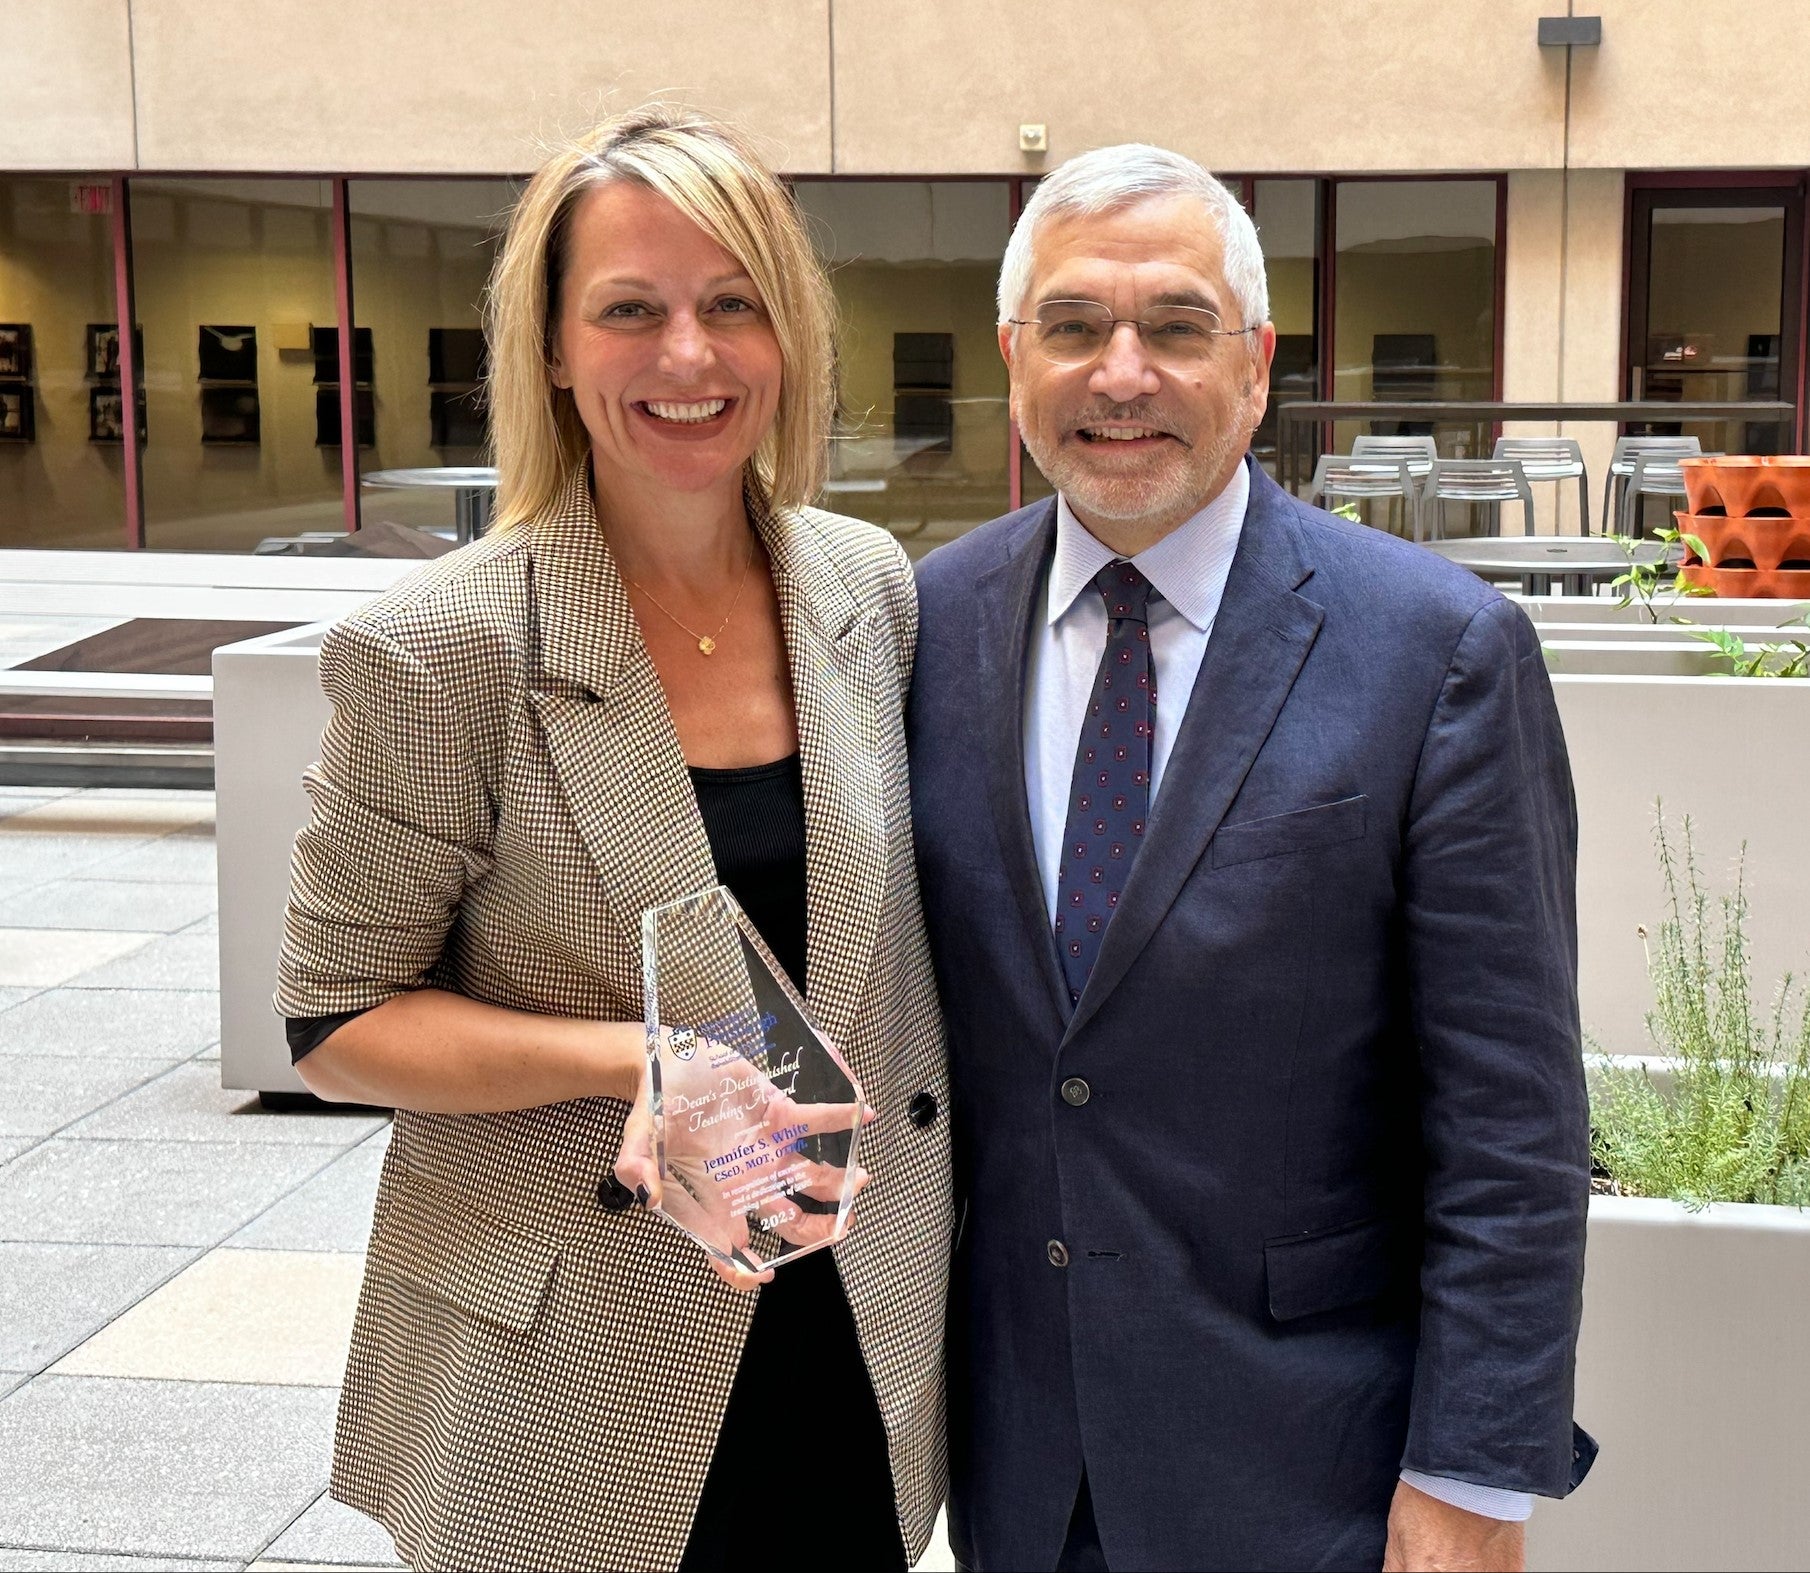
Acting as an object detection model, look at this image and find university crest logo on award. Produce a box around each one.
[642,885,869,1271]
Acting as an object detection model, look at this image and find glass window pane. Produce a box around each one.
[794,180,1011,556]
[1252,179,1320,483]
[0,177,125,548]
[1331,180,1498,460]
[349,179,515,537]
[1638,204,1788,456]
[129,178,342,551]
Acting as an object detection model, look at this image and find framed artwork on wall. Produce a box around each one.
[88,386,145,444]
[315,386,375,448]
[0,325,32,380]
[199,386,260,444]
[197,324,258,383]
[310,325,374,386]
[429,388,486,448]
[85,323,143,382]
[0,385,35,442]
[428,327,487,386]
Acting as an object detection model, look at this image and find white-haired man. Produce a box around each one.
[908,145,1595,1571]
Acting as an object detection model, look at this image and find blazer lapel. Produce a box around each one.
[975,501,1072,1023]
[1063,467,1325,1044]
[524,471,718,982]
[760,507,889,1071]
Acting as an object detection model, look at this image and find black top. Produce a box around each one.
[686,753,808,993]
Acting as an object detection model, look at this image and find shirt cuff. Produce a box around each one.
[1398,1470,1534,1522]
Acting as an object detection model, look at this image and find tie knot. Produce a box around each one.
[1094,562,1159,623]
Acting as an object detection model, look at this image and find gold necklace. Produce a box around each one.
[617,531,757,656]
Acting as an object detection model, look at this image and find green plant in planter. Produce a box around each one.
[1685,610,1810,678]
[1605,527,1714,625]
[1590,809,1810,1207]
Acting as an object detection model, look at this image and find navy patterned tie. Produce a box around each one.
[1054,562,1160,1005]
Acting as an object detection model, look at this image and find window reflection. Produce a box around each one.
[349,179,514,537]
[794,181,1011,556]
[130,179,343,551]
[1331,180,1498,462]
[0,178,124,548]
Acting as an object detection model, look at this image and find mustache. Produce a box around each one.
[1065,404,1190,444]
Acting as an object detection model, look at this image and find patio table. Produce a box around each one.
[1425,537,1669,597]
[361,466,499,542]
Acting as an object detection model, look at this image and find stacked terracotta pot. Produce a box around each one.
[1676,456,1810,598]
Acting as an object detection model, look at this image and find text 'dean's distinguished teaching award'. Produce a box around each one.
[641,885,868,1273]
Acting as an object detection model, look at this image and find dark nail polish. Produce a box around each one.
[635,1184,650,1206]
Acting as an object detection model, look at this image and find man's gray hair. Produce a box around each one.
[997,144,1269,330]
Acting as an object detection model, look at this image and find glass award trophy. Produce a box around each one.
[642,885,868,1274]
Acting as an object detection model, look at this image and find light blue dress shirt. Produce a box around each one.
[1021,470,1533,1525]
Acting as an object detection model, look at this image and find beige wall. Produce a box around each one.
[833,0,1567,175]
[1,1,135,171]
[13,0,1810,178]
[128,0,832,174]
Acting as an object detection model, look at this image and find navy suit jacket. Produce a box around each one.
[908,462,1595,1572]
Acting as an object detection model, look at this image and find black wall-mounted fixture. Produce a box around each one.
[1538,15,1603,46]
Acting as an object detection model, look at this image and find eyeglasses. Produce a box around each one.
[1005,299,1258,367]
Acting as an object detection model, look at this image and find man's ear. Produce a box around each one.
[997,322,1016,373]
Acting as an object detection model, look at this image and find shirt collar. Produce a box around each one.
[1047,459,1250,632]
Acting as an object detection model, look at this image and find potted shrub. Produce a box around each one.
[1528,813,1810,1573]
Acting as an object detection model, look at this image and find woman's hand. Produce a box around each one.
[614,1029,874,1292]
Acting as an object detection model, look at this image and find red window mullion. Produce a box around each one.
[110,177,144,549]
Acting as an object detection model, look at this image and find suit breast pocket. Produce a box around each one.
[1209,793,1368,870]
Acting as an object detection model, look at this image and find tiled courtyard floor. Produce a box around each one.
[0,784,954,1572]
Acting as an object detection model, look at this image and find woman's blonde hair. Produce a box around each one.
[484,105,836,528]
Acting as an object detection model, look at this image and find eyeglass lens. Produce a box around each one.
[1029,301,1232,365]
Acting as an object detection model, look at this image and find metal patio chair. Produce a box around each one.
[1418,457,1536,542]
[1305,453,1419,536]
[1492,435,1591,534]
[1600,435,1701,537]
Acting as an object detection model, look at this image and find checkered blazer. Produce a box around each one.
[276,468,953,1572]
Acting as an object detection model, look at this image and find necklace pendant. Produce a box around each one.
[697,636,716,656]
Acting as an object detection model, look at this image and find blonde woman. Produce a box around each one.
[277,107,950,1571]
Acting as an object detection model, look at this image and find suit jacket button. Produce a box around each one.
[1060,1077,1091,1107]
[597,1174,636,1212]
[908,1091,938,1127]
[1047,1239,1070,1268]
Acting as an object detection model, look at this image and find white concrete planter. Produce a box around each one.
[1527,1194,1810,1572]
[1516,593,1810,628]
[213,622,334,1097]
[1552,675,1810,1058]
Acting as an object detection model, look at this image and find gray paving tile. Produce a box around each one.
[0,832,151,885]
[0,1375,336,1559]
[65,1064,385,1149]
[181,911,219,937]
[0,794,59,820]
[0,1371,27,1401]
[192,1041,220,1062]
[0,1138,34,1166]
[0,879,217,934]
[80,835,217,885]
[230,1137,389,1252]
[0,986,34,1011]
[0,1551,238,1571]
[0,1056,170,1138]
[262,1491,400,1567]
[0,1242,196,1369]
[0,1138,335,1246]
[0,988,220,1060]
[66,933,219,992]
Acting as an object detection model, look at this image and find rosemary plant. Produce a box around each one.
[1589,810,1810,1208]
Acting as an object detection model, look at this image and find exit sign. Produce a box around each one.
[70,183,112,215]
